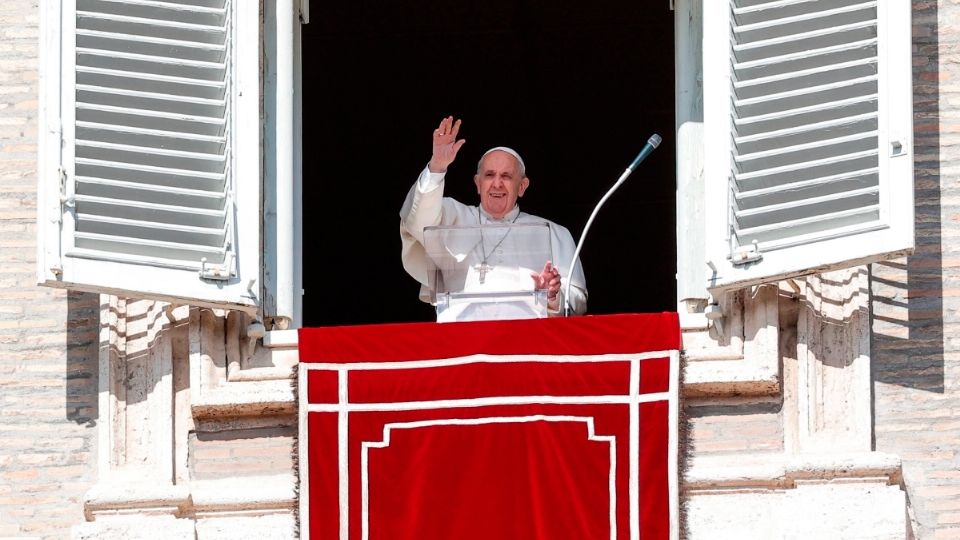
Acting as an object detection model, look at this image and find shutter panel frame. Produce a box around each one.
[703,0,914,292]
[38,0,262,313]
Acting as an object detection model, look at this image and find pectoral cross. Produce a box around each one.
[475,262,492,284]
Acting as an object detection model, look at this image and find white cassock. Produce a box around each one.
[400,166,587,321]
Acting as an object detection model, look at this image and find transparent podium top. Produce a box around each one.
[423,222,553,298]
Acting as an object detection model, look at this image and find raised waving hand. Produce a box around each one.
[428,116,466,173]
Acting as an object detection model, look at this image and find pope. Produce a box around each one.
[399,116,588,317]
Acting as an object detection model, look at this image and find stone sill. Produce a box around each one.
[84,474,296,521]
[684,451,902,492]
[191,380,296,418]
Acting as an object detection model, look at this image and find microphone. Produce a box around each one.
[563,134,662,316]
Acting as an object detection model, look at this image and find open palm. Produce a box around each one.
[428,116,466,173]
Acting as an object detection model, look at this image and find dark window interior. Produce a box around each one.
[302,1,676,326]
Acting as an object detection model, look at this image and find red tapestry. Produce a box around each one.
[298,313,680,540]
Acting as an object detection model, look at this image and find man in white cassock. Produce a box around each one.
[400,116,587,321]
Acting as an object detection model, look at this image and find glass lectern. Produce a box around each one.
[423,222,552,322]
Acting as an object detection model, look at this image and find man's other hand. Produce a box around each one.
[531,261,562,307]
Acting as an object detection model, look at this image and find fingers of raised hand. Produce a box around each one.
[434,116,461,142]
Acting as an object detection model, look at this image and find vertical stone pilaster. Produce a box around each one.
[793,267,873,454]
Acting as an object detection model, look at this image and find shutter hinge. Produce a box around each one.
[52,167,73,226]
[199,252,235,281]
[58,167,74,209]
[731,241,763,266]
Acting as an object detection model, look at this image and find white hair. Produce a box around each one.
[477,146,526,178]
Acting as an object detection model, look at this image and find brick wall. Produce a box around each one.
[190,419,296,481]
[0,2,99,538]
[871,1,960,539]
[686,402,783,456]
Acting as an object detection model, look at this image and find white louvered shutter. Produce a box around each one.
[702,0,913,291]
[38,0,261,312]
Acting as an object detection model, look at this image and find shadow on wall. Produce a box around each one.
[870,2,944,394]
[66,291,100,426]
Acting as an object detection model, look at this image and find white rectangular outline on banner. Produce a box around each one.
[298,350,680,540]
[360,416,617,540]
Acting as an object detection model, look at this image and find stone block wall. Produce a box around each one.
[0,1,100,538]
[870,2,960,538]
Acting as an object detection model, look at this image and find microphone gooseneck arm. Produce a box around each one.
[563,134,662,316]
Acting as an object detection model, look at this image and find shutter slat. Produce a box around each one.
[76,32,225,64]
[78,0,226,17]
[75,16,226,46]
[77,47,225,71]
[733,38,877,71]
[735,57,876,90]
[76,50,224,82]
[734,94,877,127]
[735,148,877,181]
[734,75,877,108]
[732,1,877,32]
[77,139,226,162]
[734,205,879,238]
[74,193,226,218]
[75,159,225,192]
[735,185,878,219]
[733,167,879,199]
[76,213,226,246]
[77,67,226,89]
[78,91,224,121]
[732,0,814,13]
[735,112,877,144]
[74,232,227,263]
[78,67,224,98]
[77,121,225,155]
[76,176,226,209]
[77,103,225,134]
[74,195,226,230]
[733,19,875,52]
[76,10,226,33]
[77,84,225,108]
[76,120,225,143]
[733,0,862,15]
[735,131,878,164]
[77,87,225,119]
[76,141,225,173]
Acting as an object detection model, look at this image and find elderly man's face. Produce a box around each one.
[474,151,529,219]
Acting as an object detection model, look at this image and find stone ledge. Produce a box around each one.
[83,474,297,521]
[684,451,903,491]
[192,474,297,517]
[84,483,191,521]
[191,380,296,418]
[683,356,780,397]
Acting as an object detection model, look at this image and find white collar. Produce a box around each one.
[478,204,521,223]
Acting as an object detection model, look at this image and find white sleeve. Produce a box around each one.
[417,165,446,193]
